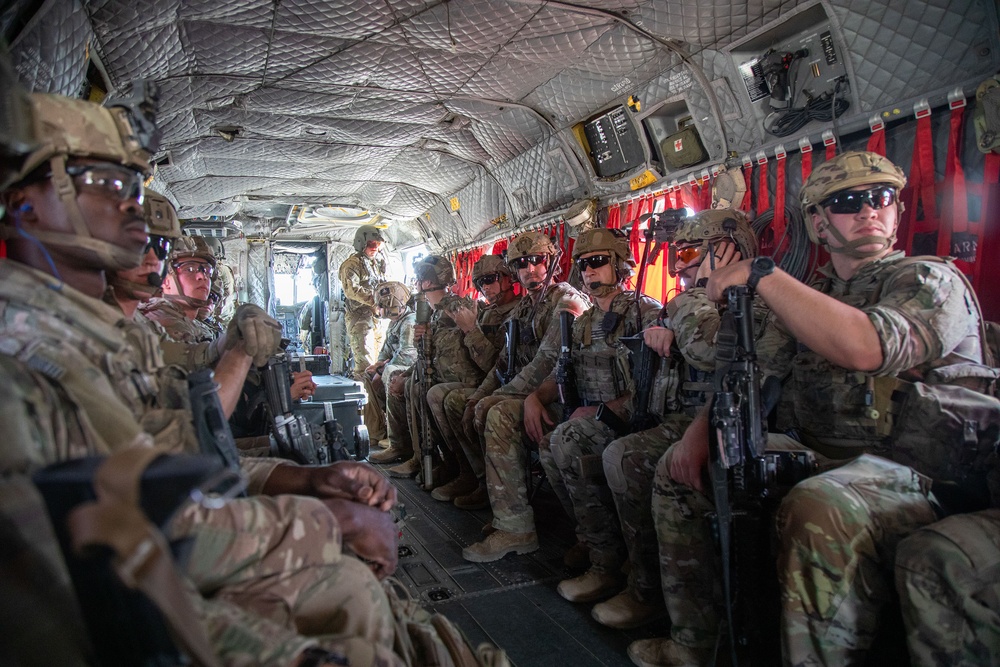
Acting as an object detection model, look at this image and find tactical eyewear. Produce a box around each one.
[174,261,214,278]
[474,273,501,288]
[510,254,547,270]
[674,245,703,264]
[144,234,173,261]
[821,186,896,214]
[575,254,612,272]
[64,163,145,204]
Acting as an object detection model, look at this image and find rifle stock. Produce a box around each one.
[620,334,661,433]
[497,317,520,385]
[415,296,435,489]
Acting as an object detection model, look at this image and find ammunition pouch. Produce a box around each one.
[576,350,625,404]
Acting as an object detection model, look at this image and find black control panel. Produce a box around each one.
[583,106,646,178]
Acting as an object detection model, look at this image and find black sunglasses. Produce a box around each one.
[821,186,896,215]
[144,234,173,261]
[474,273,501,288]
[575,254,611,272]
[510,254,547,270]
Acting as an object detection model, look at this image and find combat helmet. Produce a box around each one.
[2,89,156,271]
[108,189,180,300]
[144,189,181,239]
[375,281,412,318]
[353,224,386,253]
[165,235,216,308]
[800,151,907,258]
[414,254,455,290]
[669,209,758,277]
[472,253,515,289]
[506,231,560,263]
[0,46,35,190]
[572,227,634,296]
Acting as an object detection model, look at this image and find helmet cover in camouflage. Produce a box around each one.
[414,254,455,289]
[353,224,386,252]
[15,93,152,182]
[170,235,217,269]
[472,254,514,281]
[506,231,560,263]
[202,235,226,260]
[143,189,181,239]
[799,151,907,244]
[0,46,35,189]
[375,280,412,318]
[673,208,758,259]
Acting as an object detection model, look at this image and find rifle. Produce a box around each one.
[620,334,661,433]
[263,354,332,465]
[187,367,243,477]
[555,310,579,420]
[414,295,435,490]
[707,285,815,666]
[496,317,520,385]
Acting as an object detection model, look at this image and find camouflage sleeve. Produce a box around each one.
[867,260,980,376]
[338,256,377,308]
[388,314,418,367]
[238,456,294,495]
[498,289,589,396]
[665,288,721,372]
[756,316,796,381]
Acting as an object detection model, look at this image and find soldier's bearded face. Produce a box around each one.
[516,256,549,292]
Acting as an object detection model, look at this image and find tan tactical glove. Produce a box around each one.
[226,304,283,366]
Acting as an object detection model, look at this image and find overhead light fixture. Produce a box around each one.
[213,125,242,142]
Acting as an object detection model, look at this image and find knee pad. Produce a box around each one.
[603,439,627,494]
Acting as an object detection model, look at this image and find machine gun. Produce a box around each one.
[496,317,520,385]
[707,285,815,667]
[555,310,579,420]
[414,295,435,490]
[263,353,346,465]
[620,334,661,433]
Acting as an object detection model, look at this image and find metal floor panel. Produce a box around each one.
[375,465,666,666]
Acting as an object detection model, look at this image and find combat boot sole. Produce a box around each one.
[461,531,538,563]
[369,446,412,464]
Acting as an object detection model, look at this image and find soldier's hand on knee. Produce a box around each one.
[309,462,397,511]
[669,413,711,493]
[643,326,675,358]
[389,373,406,396]
[524,392,554,444]
[324,499,399,579]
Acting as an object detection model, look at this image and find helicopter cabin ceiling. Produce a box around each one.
[4,0,998,251]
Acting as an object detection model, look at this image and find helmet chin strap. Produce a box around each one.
[586,281,619,298]
[110,272,163,301]
[815,209,896,259]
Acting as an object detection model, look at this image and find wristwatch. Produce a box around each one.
[746,256,775,292]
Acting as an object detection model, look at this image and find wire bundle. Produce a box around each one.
[765,90,851,137]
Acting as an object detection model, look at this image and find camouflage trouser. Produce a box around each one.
[444,387,481,476]
[536,431,574,524]
[546,415,624,573]
[346,310,384,380]
[362,373,387,442]
[777,454,938,666]
[652,432,815,650]
[428,382,475,475]
[895,509,1000,667]
[385,379,411,452]
[407,374,443,459]
[603,417,690,602]
[481,395,533,533]
[171,494,402,666]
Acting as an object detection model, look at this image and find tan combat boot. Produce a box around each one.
[462,530,538,563]
[431,469,478,502]
[453,479,489,510]
[627,638,713,667]
[591,590,665,629]
[556,567,621,603]
[369,444,411,464]
[387,453,421,478]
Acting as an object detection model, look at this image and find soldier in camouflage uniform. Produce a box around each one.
[592,209,761,632]
[0,91,407,667]
[362,281,418,448]
[339,224,387,379]
[142,234,220,344]
[631,151,998,667]
[381,255,485,486]
[434,254,521,504]
[518,227,661,600]
[461,232,589,562]
[895,509,1000,666]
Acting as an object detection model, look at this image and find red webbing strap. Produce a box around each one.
[756,153,770,213]
[799,138,813,183]
[866,118,886,156]
[628,198,643,264]
[825,139,837,161]
[902,105,938,252]
[607,202,620,229]
[773,147,788,249]
[976,152,1000,316]
[741,158,754,213]
[940,99,969,258]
